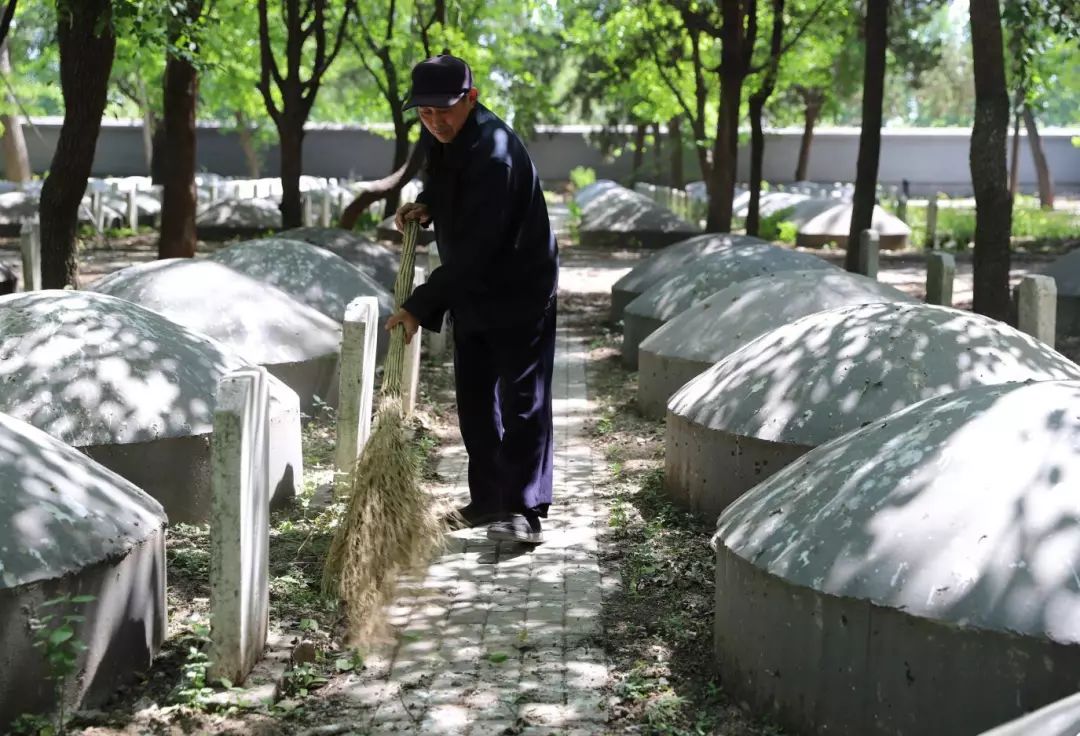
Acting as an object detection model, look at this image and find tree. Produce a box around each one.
[746,0,784,237]
[0,40,30,183]
[39,0,116,288]
[845,0,888,272]
[158,0,205,259]
[969,0,1012,320]
[257,0,352,228]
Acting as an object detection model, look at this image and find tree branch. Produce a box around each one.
[647,33,697,130]
[0,0,17,51]
[257,0,282,125]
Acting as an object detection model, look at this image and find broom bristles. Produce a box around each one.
[322,220,444,645]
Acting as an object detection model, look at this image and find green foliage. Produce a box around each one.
[757,208,794,242]
[902,197,1080,249]
[280,663,328,698]
[568,165,596,190]
[169,621,215,709]
[27,594,96,736]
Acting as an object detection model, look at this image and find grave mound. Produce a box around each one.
[0,411,166,729]
[88,260,341,413]
[713,380,1080,736]
[278,227,400,290]
[637,270,914,418]
[621,246,836,368]
[610,233,771,321]
[0,290,301,520]
[666,302,1080,518]
[796,203,911,249]
[579,185,699,249]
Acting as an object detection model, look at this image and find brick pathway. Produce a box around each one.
[339,312,612,735]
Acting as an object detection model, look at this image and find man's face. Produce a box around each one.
[419,91,477,143]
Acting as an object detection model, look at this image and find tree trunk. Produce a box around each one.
[747,95,766,237]
[340,142,426,230]
[279,119,303,228]
[137,75,155,173]
[795,92,822,181]
[668,116,684,189]
[708,67,743,233]
[969,0,1012,320]
[1022,105,1053,209]
[236,111,262,178]
[846,0,888,272]
[652,121,663,183]
[631,123,647,185]
[1008,91,1021,197]
[382,107,411,218]
[150,121,166,184]
[39,0,116,289]
[159,5,203,259]
[0,43,30,183]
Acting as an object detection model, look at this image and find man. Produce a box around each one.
[385,55,559,545]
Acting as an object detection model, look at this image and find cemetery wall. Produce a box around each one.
[18,118,1080,196]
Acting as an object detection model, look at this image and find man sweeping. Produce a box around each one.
[385,54,559,545]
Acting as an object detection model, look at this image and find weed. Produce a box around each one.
[169,621,215,710]
[23,594,96,735]
[280,663,328,698]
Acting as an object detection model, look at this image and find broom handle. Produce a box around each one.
[381,219,420,398]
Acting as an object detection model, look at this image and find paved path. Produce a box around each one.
[337,259,621,735]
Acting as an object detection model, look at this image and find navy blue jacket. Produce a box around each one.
[402,104,558,335]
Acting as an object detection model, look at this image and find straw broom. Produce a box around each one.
[322,219,444,644]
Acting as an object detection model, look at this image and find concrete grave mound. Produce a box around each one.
[209,238,394,357]
[0,290,301,521]
[196,197,281,237]
[573,179,619,208]
[0,412,166,729]
[278,227,400,290]
[88,259,342,413]
[610,233,771,321]
[578,185,699,249]
[712,380,1080,736]
[637,270,915,418]
[796,202,911,249]
[665,302,1080,519]
[621,245,836,368]
[733,191,810,220]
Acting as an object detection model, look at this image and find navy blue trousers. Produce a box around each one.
[452,304,556,517]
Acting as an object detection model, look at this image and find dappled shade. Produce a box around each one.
[578,185,699,249]
[0,411,165,589]
[88,259,341,368]
[278,226,401,290]
[621,244,836,368]
[665,302,1080,519]
[637,270,915,418]
[609,233,771,321]
[209,238,394,323]
[0,290,248,445]
[712,380,1080,735]
[196,197,281,230]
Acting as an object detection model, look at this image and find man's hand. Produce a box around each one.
[395,202,430,232]
[385,308,420,344]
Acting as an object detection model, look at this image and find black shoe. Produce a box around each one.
[445,504,507,530]
[486,512,544,544]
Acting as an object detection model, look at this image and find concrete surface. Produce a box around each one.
[209,367,271,685]
[87,259,343,412]
[609,233,771,322]
[621,245,836,368]
[637,270,914,418]
[277,227,401,291]
[666,302,1080,518]
[195,197,281,237]
[0,412,166,729]
[578,185,700,249]
[712,380,1080,736]
[209,237,393,357]
[796,203,912,249]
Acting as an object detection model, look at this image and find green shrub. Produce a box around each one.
[569,165,597,191]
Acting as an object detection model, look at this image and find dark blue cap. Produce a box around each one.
[403,55,474,110]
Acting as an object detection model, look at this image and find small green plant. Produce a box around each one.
[280,663,328,698]
[777,220,799,243]
[171,621,215,710]
[486,651,510,664]
[569,165,597,191]
[334,649,364,673]
[27,594,96,735]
